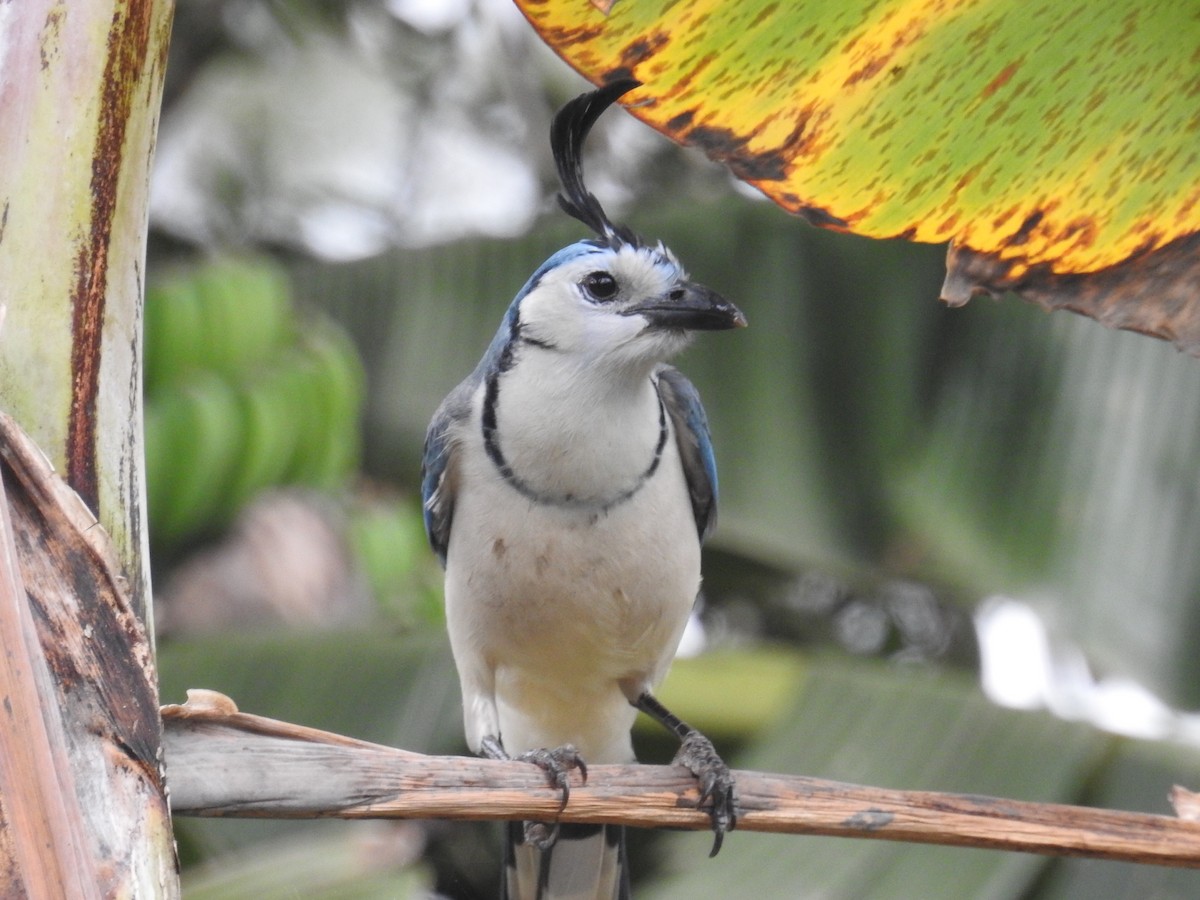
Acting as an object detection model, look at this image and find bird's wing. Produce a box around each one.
[656,365,719,541]
[421,380,474,567]
[421,282,525,567]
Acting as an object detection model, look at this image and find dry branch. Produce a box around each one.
[164,691,1200,869]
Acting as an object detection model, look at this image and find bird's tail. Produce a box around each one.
[504,822,629,900]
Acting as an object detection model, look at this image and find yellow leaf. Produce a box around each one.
[519,0,1200,351]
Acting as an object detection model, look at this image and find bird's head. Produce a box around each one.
[503,80,745,371]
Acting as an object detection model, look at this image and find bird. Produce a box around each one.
[421,79,745,900]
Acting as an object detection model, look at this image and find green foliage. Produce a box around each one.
[346,493,445,628]
[144,257,364,547]
[145,259,294,392]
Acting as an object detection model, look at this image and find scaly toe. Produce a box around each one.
[516,744,588,812]
[673,731,738,856]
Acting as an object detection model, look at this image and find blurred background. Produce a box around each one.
[148,1,1200,897]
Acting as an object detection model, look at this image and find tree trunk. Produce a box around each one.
[0,1,178,893]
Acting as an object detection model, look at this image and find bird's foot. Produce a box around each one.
[517,746,587,850]
[516,744,588,813]
[673,730,737,857]
[481,737,587,851]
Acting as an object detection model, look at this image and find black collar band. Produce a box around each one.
[481,372,668,513]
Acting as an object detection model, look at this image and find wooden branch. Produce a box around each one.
[163,691,1200,869]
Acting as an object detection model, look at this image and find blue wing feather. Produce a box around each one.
[656,366,719,541]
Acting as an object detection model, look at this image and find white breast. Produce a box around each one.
[444,369,701,763]
[490,349,666,504]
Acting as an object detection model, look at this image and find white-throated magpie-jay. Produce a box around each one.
[422,80,744,900]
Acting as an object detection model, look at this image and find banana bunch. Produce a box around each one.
[346,491,445,627]
[144,257,365,547]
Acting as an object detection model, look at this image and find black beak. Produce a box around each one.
[625,283,747,331]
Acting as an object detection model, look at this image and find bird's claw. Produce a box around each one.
[522,820,559,850]
[481,738,587,850]
[511,744,587,851]
[516,744,588,813]
[673,730,737,857]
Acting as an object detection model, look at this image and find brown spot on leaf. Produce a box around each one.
[544,24,606,49]
[666,110,695,132]
[686,124,789,182]
[1010,210,1044,246]
[777,106,822,160]
[1053,216,1100,253]
[990,205,1021,235]
[749,3,780,28]
[492,538,507,559]
[797,205,850,230]
[620,31,668,68]
[981,61,1022,99]
[844,56,891,87]
[843,16,929,87]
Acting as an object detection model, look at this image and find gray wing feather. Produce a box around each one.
[656,366,719,541]
[420,379,475,567]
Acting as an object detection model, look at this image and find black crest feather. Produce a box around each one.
[551,78,641,248]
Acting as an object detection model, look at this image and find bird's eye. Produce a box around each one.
[581,271,619,302]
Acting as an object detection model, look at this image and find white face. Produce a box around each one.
[517,244,694,367]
